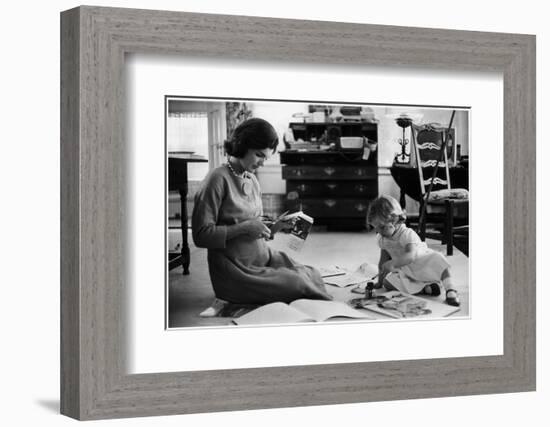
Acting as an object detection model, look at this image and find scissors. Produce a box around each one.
[273,210,290,223]
[261,210,290,224]
[261,210,291,239]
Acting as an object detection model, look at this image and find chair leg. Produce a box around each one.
[418,200,426,241]
[445,200,454,256]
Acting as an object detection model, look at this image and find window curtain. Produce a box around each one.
[225,102,253,146]
[206,103,228,169]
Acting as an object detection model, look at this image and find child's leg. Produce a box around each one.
[419,282,441,296]
[441,268,460,306]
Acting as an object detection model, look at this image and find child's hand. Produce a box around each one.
[376,270,388,288]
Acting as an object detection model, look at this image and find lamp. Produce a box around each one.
[385,108,423,164]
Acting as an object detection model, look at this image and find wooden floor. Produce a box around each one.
[168,227,470,328]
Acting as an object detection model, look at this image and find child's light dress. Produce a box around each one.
[378,224,450,294]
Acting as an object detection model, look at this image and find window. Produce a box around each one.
[167,111,209,181]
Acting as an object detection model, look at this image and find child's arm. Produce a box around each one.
[377,249,391,287]
[384,243,418,270]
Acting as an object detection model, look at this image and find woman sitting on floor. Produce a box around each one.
[192,117,332,304]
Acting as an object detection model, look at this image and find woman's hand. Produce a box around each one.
[240,218,272,240]
[268,217,296,235]
[302,280,333,300]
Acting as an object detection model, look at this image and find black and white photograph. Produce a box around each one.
[2,0,543,424]
[166,97,470,328]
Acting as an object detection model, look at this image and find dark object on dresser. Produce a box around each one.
[288,121,377,150]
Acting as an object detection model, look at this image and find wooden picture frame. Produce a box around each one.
[60,6,536,420]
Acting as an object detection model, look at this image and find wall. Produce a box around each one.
[2,1,545,427]
[250,102,468,214]
[251,101,305,193]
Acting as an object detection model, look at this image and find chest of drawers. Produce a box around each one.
[280,149,378,230]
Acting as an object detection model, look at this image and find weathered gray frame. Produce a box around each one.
[60,5,536,420]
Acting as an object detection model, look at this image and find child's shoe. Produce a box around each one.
[445,289,461,307]
[419,282,441,297]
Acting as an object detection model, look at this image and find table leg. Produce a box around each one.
[445,200,454,256]
[399,188,406,209]
[179,188,190,275]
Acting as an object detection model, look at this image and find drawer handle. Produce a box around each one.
[355,184,366,193]
[327,183,337,190]
[323,167,336,176]
[355,203,367,212]
[293,169,303,177]
[298,184,307,192]
[355,169,365,176]
[324,199,336,208]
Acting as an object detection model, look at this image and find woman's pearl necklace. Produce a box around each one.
[226,160,247,179]
[227,160,253,196]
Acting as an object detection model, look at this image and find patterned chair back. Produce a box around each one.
[411,124,451,196]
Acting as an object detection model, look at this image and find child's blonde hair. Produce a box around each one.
[366,195,407,227]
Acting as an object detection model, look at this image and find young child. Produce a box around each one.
[366,195,460,307]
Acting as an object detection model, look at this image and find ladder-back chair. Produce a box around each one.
[412,111,469,255]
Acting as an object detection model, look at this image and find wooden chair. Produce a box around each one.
[411,112,469,255]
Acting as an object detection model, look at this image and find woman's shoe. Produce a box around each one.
[445,289,461,307]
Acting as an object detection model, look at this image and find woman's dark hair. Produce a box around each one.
[224,118,279,158]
